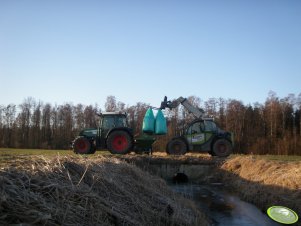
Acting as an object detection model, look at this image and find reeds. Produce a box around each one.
[0,156,209,226]
[217,156,301,219]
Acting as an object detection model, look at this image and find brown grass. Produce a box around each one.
[0,155,209,226]
[221,156,301,189]
[216,156,301,219]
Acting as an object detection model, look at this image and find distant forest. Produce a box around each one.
[1,91,301,155]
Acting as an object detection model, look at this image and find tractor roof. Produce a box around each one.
[100,112,127,116]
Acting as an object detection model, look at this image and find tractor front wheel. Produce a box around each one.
[212,139,232,157]
[166,139,187,155]
[73,137,92,154]
[107,130,132,154]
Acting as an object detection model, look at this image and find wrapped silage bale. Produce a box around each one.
[142,108,155,134]
[155,109,167,135]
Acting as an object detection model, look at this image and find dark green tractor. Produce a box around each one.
[71,112,155,155]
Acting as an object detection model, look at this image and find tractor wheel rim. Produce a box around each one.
[112,135,128,152]
[77,140,87,153]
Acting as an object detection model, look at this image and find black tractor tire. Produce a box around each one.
[208,151,216,156]
[212,139,232,157]
[107,130,132,154]
[90,144,97,154]
[166,139,187,155]
[73,137,92,154]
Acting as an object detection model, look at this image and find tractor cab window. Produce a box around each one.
[204,120,217,132]
[187,122,202,135]
[115,116,127,127]
[102,116,115,130]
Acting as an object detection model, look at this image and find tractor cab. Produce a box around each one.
[99,112,128,133]
[185,119,219,149]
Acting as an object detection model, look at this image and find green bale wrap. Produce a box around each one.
[155,109,167,135]
[142,108,155,134]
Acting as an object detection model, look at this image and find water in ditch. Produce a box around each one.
[170,183,281,226]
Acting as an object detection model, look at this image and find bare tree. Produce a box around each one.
[105,95,117,112]
[41,103,52,149]
[74,104,84,130]
[84,105,98,128]
[117,101,125,111]
[30,101,42,148]
[2,104,16,147]
[226,99,246,153]
[17,97,34,148]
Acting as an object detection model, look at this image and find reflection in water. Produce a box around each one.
[170,184,281,226]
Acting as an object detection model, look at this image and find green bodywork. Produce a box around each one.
[183,119,232,152]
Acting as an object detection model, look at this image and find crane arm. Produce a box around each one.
[160,96,204,118]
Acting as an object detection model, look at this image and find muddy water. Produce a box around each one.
[170,183,281,226]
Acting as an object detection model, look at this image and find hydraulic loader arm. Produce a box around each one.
[160,96,204,118]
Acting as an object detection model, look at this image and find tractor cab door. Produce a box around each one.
[99,116,115,147]
[186,121,205,149]
[186,120,216,151]
[100,116,115,135]
[203,120,216,141]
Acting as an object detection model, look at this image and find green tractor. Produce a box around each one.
[71,112,155,155]
[161,96,234,157]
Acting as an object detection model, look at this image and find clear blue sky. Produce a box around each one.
[0,0,300,109]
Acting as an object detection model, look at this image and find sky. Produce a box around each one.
[0,0,300,109]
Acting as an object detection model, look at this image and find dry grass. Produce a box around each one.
[0,155,209,226]
[116,152,216,166]
[217,156,301,218]
[221,156,301,189]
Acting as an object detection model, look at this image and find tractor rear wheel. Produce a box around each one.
[166,139,187,155]
[73,137,92,154]
[212,139,232,157]
[107,130,132,154]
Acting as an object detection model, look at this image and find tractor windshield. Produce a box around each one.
[102,116,115,130]
[187,122,202,135]
[204,120,217,132]
[101,115,127,130]
[116,116,127,127]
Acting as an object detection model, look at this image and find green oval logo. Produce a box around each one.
[267,206,298,224]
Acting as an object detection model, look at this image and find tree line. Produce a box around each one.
[0,92,301,155]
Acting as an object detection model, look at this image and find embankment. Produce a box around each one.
[117,154,300,224]
[215,156,301,220]
[1,153,299,225]
[0,156,209,226]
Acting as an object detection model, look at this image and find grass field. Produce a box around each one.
[0,148,73,156]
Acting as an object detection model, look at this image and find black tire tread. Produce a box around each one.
[166,138,187,155]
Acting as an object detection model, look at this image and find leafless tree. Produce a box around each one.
[105,95,117,112]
